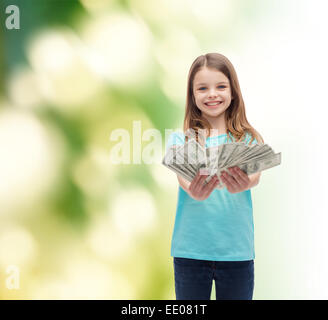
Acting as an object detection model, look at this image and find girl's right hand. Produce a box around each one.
[188,170,220,201]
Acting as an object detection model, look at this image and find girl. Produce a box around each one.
[167,53,264,300]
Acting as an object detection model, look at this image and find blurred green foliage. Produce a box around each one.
[0,0,275,299]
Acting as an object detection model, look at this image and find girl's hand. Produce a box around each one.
[188,170,220,201]
[220,166,251,194]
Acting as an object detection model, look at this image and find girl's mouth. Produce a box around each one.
[205,101,223,108]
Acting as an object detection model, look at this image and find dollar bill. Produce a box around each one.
[163,138,281,190]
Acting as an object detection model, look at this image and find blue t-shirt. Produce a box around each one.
[167,131,257,261]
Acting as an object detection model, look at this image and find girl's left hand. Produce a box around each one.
[220,166,250,194]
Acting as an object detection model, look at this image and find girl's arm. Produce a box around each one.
[247,172,261,189]
[177,175,191,193]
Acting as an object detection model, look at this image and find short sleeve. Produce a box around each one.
[166,132,185,150]
[245,132,257,145]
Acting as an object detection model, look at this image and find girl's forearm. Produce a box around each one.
[247,172,261,190]
[177,175,191,194]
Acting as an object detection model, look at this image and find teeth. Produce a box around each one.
[206,102,221,106]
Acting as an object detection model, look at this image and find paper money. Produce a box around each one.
[162,137,281,190]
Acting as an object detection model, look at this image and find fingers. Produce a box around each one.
[190,170,207,194]
[202,175,220,197]
[190,169,220,199]
[220,170,239,191]
[194,173,209,195]
[189,171,201,189]
[190,167,250,197]
[220,167,251,193]
[228,167,249,187]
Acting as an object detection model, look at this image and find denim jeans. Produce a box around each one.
[173,257,254,300]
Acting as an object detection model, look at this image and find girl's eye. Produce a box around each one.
[198,86,226,90]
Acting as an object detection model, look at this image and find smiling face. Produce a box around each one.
[192,67,233,120]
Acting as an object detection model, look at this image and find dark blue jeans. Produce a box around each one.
[173,257,254,300]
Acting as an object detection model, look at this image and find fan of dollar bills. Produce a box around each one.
[162,135,281,189]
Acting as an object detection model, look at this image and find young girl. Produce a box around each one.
[167,53,264,300]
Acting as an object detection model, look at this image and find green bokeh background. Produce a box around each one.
[1,0,326,299]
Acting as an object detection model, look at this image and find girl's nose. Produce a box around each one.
[208,90,218,98]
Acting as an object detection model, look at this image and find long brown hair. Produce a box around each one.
[184,53,264,145]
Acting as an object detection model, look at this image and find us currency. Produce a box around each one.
[184,139,207,170]
[216,148,280,189]
[218,143,245,168]
[163,139,281,190]
[222,142,248,164]
[219,152,281,177]
[163,138,207,182]
[166,163,194,183]
[163,145,194,179]
[206,146,221,174]
[224,144,272,169]
[238,145,273,164]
